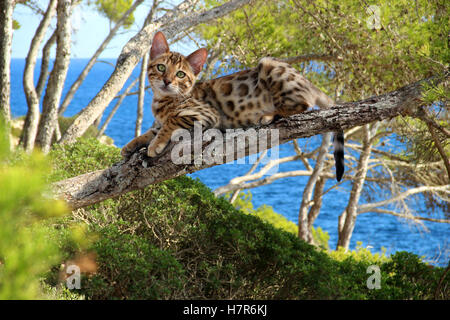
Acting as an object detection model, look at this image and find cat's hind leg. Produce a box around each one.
[257,57,314,117]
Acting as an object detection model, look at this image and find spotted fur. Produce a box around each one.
[122,32,344,180]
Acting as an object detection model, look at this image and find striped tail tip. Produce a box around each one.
[333,131,345,182]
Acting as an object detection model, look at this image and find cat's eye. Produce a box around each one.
[176,71,186,78]
[156,64,166,72]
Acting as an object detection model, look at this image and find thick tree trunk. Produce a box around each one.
[35,0,72,154]
[52,73,448,209]
[0,0,14,126]
[20,0,57,151]
[58,0,253,145]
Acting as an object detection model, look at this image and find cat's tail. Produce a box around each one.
[314,91,344,181]
[333,130,345,182]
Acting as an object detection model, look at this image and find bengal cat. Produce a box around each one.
[122,31,344,181]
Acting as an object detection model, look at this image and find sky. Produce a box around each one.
[12,0,195,59]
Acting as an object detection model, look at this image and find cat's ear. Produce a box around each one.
[150,32,169,60]
[186,48,208,75]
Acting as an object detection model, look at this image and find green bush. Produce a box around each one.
[330,242,389,265]
[0,119,69,299]
[232,191,329,250]
[49,137,121,181]
[84,225,186,299]
[44,138,448,300]
[378,252,446,299]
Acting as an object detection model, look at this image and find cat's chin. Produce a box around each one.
[154,87,177,98]
[160,86,174,93]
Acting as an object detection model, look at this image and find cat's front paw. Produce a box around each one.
[121,145,134,159]
[147,142,167,158]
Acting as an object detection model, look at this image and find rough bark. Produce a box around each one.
[58,0,253,145]
[337,124,377,250]
[52,73,448,209]
[35,0,72,154]
[58,0,145,116]
[0,0,14,125]
[20,0,57,151]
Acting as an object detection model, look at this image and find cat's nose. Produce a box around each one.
[163,79,171,86]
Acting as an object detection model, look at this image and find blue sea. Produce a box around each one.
[10,58,449,266]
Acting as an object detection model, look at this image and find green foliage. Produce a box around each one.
[379,251,447,299]
[232,191,391,263]
[0,119,69,299]
[421,82,449,105]
[232,191,298,234]
[311,226,331,251]
[49,138,121,181]
[198,0,448,100]
[231,191,329,250]
[198,0,449,174]
[83,225,186,299]
[12,20,20,30]
[41,283,85,300]
[330,242,389,265]
[92,0,136,29]
[44,139,448,299]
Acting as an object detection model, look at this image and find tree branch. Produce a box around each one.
[357,185,450,214]
[52,72,448,209]
[96,77,139,138]
[362,208,450,224]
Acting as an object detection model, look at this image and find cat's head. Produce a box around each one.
[148,31,207,98]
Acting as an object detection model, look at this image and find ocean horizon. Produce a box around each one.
[9,58,449,266]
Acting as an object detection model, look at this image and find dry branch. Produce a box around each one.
[357,185,450,214]
[20,0,57,151]
[58,0,146,116]
[35,0,72,153]
[52,72,449,209]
